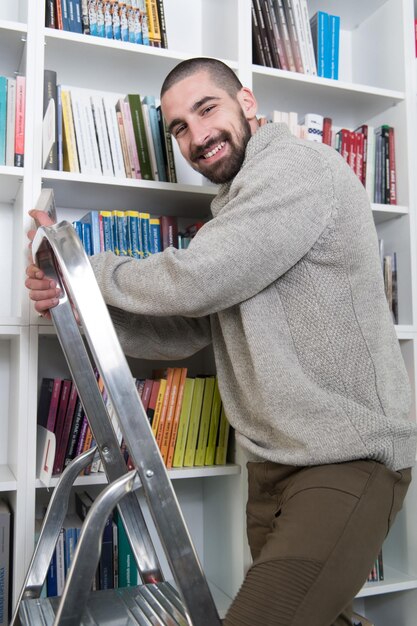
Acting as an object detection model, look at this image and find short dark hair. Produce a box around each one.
[160,57,243,100]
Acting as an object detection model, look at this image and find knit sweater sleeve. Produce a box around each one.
[89,137,334,318]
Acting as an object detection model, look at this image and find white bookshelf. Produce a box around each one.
[1,0,417,623]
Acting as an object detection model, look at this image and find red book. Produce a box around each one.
[140,379,154,413]
[46,378,62,433]
[55,0,64,29]
[388,126,397,205]
[355,132,365,184]
[53,383,79,475]
[322,117,332,146]
[14,75,26,167]
[354,125,369,187]
[159,215,178,249]
[146,379,160,426]
[52,380,72,474]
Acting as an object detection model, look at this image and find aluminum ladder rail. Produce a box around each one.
[17,221,221,626]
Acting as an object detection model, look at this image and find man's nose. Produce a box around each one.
[189,120,210,148]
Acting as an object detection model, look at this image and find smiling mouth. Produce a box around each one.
[201,141,226,160]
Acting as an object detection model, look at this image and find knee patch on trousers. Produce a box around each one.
[223,559,322,626]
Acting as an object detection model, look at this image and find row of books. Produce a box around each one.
[262,111,397,205]
[45,0,168,48]
[0,500,11,626]
[40,494,142,596]
[0,75,25,167]
[367,548,384,583]
[73,210,203,257]
[43,69,177,182]
[252,1,340,79]
[37,369,230,477]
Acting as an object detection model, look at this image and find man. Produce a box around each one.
[26,58,416,626]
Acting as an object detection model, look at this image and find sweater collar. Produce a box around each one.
[211,123,291,216]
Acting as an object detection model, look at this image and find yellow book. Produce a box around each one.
[155,367,175,451]
[151,378,167,437]
[183,377,205,467]
[61,89,80,173]
[204,378,222,466]
[194,377,215,466]
[172,378,195,468]
[145,0,161,46]
[215,405,230,465]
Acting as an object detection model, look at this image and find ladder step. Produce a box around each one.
[19,582,188,626]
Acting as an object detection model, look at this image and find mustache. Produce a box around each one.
[190,132,230,161]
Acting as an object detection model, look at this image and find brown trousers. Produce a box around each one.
[223,460,411,626]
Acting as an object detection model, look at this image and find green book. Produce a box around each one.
[215,405,230,465]
[126,94,153,180]
[172,377,195,468]
[183,377,205,467]
[194,377,215,466]
[204,378,222,465]
[115,510,138,587]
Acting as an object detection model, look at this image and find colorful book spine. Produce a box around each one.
[5,77,16,166]
[0,77,8,166]
[194,376,216,466]
[171,378,195,468]
[149,218,162,254]
[183,377,205,467]
[14,75,26,167]
[127,93,153,180]
[205,378,222,465]
[329,14,340,80]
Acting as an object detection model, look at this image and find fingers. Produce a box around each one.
[28,209,54,227]
[26,263,46,280]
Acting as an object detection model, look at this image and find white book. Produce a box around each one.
[291,0,310,74]
[141,102,159,180]
[288,111,298,136]
[299,0,317,75]
[365,125,375,203]
[69,87,102,176]
[302,113,323,142]
[5,77,16,166]
[272,110,282,123]
[102,96,126,178]
[90,93,114,177]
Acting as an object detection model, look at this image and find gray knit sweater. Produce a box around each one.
[90,123,417,471]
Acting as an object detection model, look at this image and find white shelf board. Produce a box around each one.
[43,28,238,96]
[0,464,17,491]
[252,67,404,127]
[396,326,417,340]
[0,167,24,204]
[357,565,417,597]
[372,204,408,224]
[41,171,217,217]
[0,19,27,33]
[36,464,241,489]
[0,324,25,337]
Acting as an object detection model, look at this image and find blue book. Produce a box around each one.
[126,211,140,258]
[100,211,114,252]
[113,210,127,256]
[47,549,58,596]
[310,11,329,78]
[99,514,114,589]
[139,213,150,258]
[82,222,92,255]
[149,218,162,254]
[80,211,101,255]
[0,76,7,166]
[61,0,71,31]
[143,95,167,182]
[72,221,83,241]
[329,14,340,80]
[72,0,83,33]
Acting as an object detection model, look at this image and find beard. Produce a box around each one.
[189,110,252,184]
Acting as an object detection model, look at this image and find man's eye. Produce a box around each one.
[203,106,215,115]
[175,125,186,137]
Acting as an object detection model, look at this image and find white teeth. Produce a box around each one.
[203,141,225,159]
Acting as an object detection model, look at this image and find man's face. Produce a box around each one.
[161,71,254,184]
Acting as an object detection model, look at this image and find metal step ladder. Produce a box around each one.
[12,221,222,626]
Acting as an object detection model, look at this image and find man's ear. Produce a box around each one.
[237,87,258,121]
